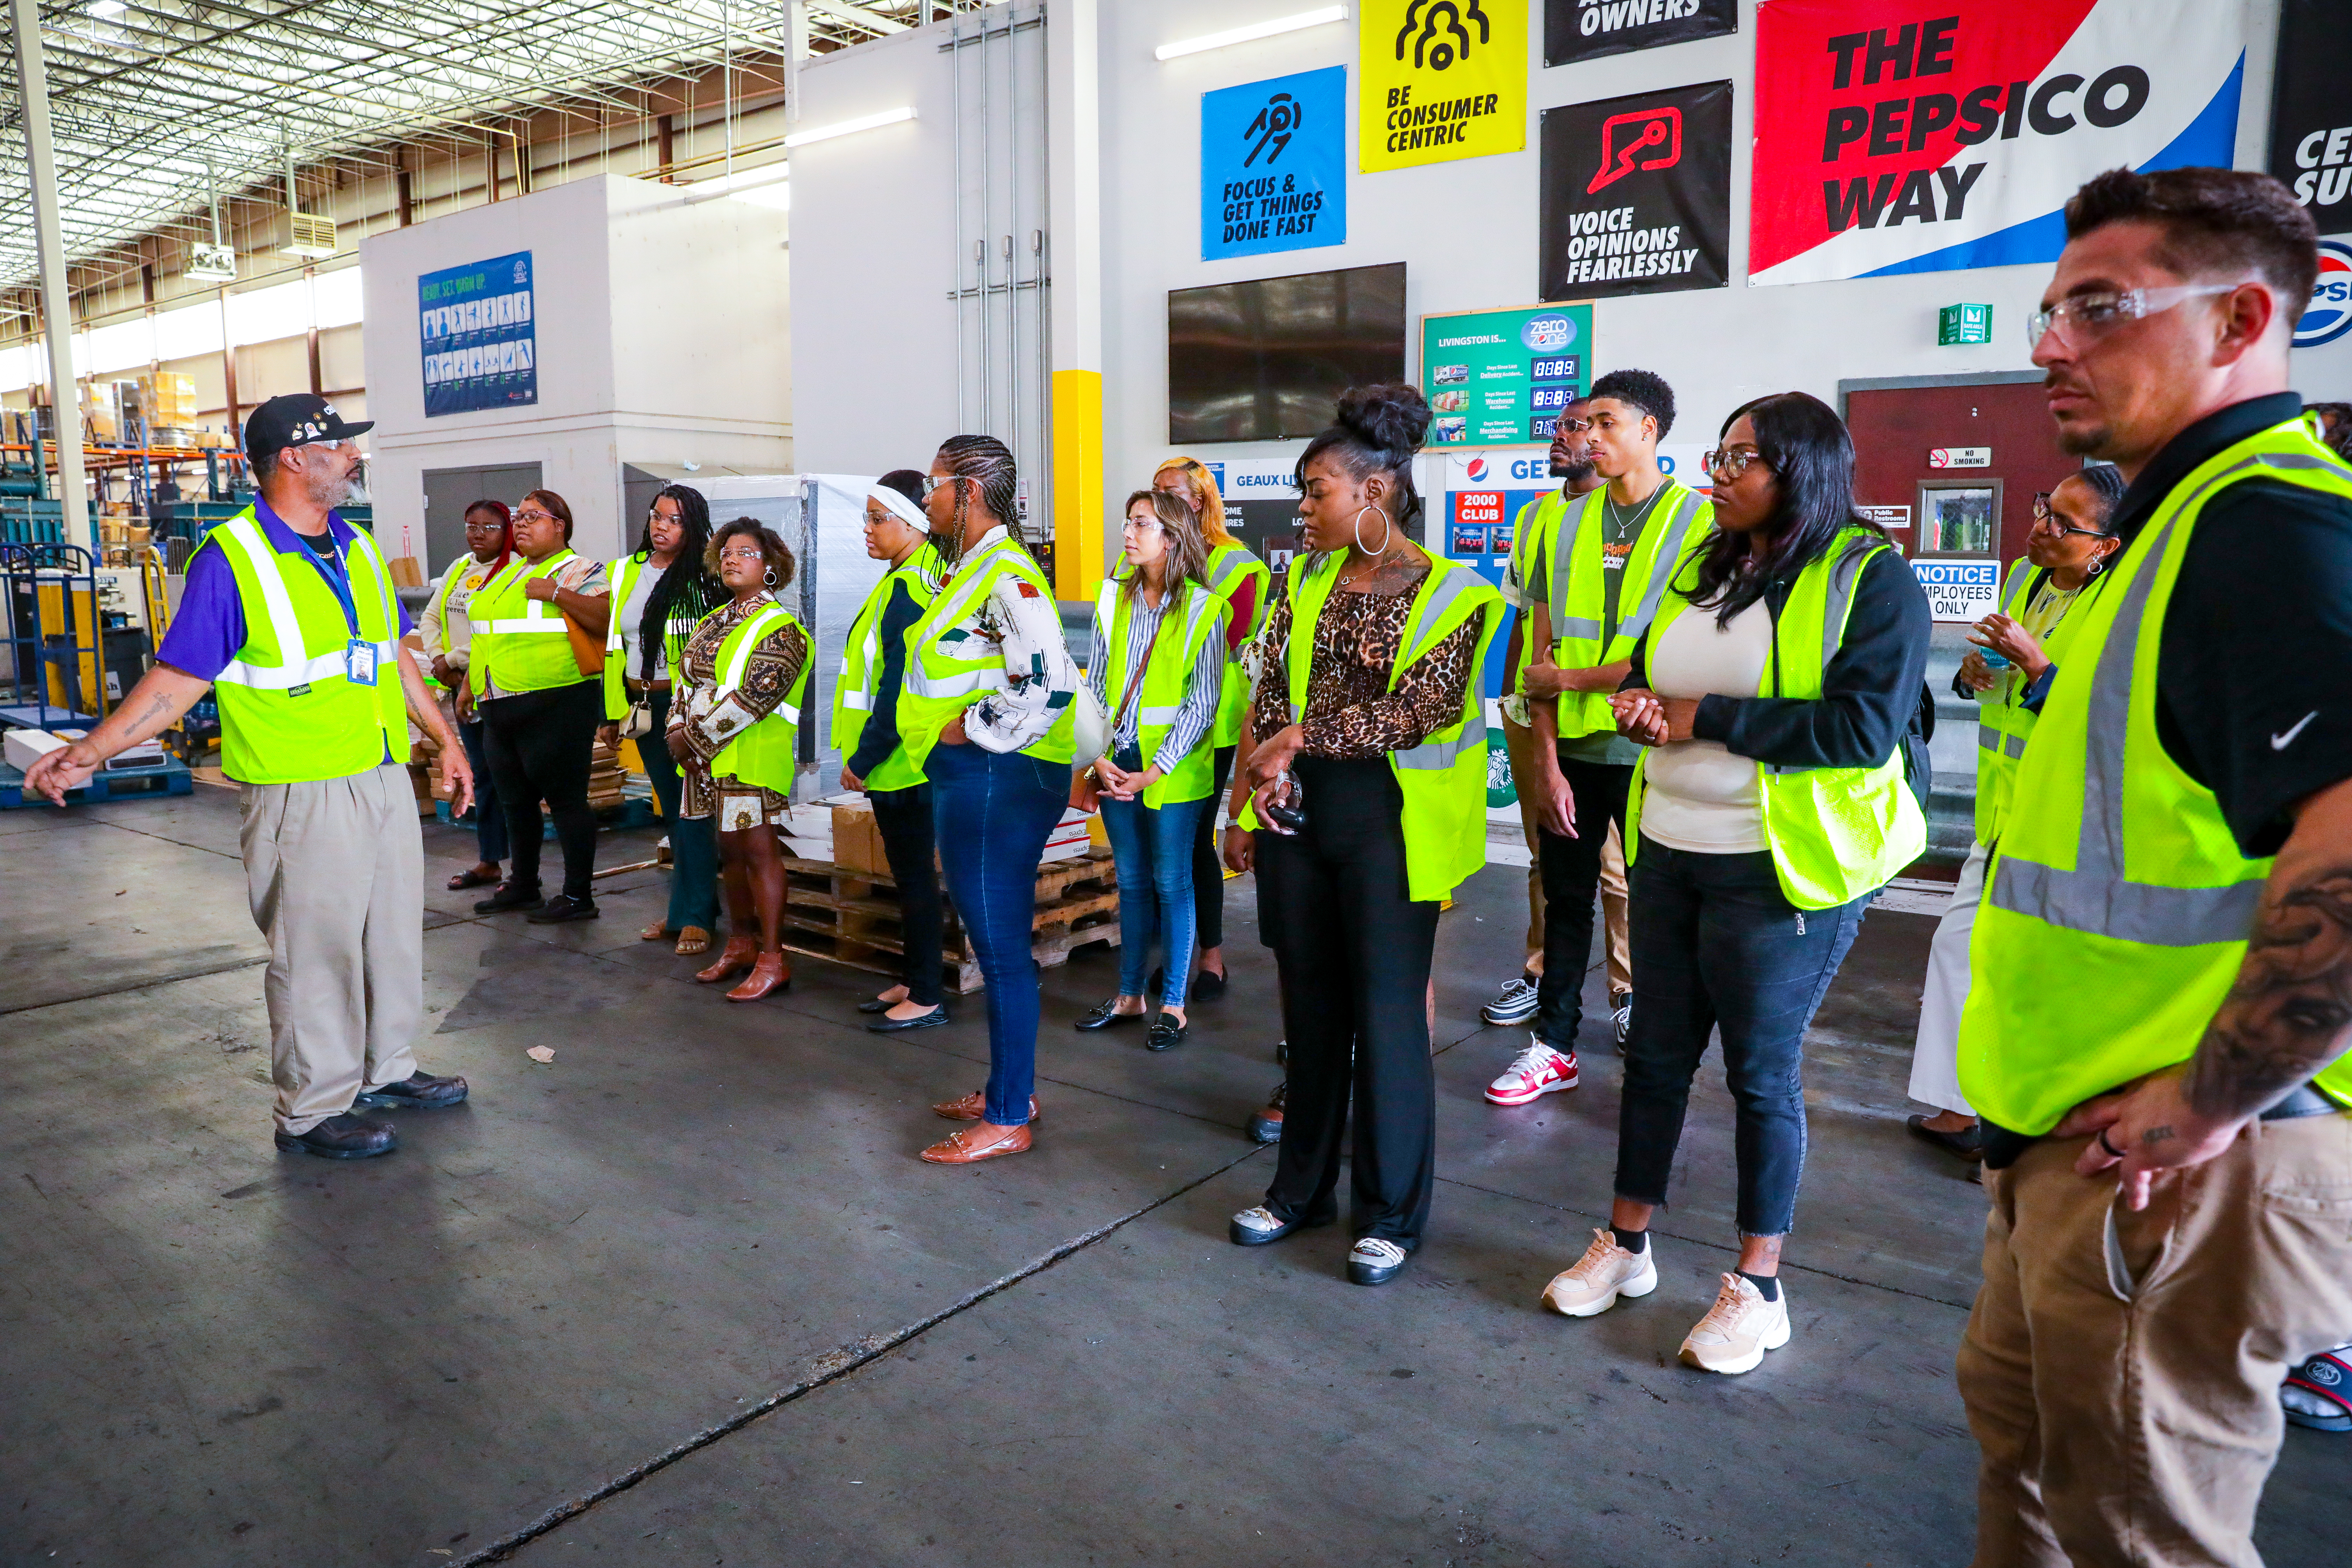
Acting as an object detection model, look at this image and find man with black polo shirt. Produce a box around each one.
[1954,168,2352,1566]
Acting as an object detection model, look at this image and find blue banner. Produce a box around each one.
[419,251,537,418]
[1202,66,1347,261]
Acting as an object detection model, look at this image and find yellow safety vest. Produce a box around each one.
[896,531,1077,773]
[200,508,407,785]
[834,546,940,793]
[601,552,702,721]
[1959,418,2352,1130]
[1092,574,1229,808]
[469,550,590,697]
[1545,478,1714,740]
[1972,561,2102,845]
[1204,540,1272,750]
[702,597,810,797]
[1627,526,1926,910]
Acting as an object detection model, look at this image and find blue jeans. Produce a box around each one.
[457,719,508,864]
[1098,744,1208,1008]
[929,739,1069,1126]
[1614,836,1871,1238]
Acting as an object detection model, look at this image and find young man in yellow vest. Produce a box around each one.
[23,395,475,1161]
[1955,168,2352,1566]
[1489,369,1712,1108]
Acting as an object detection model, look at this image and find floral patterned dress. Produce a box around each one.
[671,593,811,832]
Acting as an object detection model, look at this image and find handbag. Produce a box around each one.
[619,700,654,741]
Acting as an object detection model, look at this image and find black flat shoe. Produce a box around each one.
[1190,969,1228,1000]
[527,894,601,924]
[274,1113,397,1160]
[1145,1016,1189,1052]
[857,996,902,1015]
[1906,1113,1984,1160]
[355,1071,469,1110]
[1074,999,1145,1031]
[473,881,543,913]
[868,1005,950,1034]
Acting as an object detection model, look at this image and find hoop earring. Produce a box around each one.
[1352,506,1391,556]
[763,566,778,588]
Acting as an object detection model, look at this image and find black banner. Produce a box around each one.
[1540,80,1731,302]
[2267,0,2352,237]
[1545,0,1736,68]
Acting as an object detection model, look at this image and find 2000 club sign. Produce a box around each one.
[1749,0,2245,287]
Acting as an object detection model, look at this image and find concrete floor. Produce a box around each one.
[2,785,2343,1568]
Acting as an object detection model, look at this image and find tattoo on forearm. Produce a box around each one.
[2186,866,2352,1121]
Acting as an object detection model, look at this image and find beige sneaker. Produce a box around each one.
[1678,1273,1791,1374]
[1541,1227,1659,1317]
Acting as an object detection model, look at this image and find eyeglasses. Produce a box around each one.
[1551,417,1592,436]
[512,507,557,525]
[1122,517,1165,534]
[920,474,966,497]
[2025,283,2240,353]
[2031,493,2116,539]
[716,546,766,563]
[1704,446,1766,481]
[464,518,504,532]
[647,507,681,524]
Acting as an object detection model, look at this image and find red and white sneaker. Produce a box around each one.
[1484,1038,1578,1105]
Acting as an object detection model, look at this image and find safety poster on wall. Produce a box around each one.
[419,251,539,417]
[1202,66,1348,261]
[1359,0,1530,172]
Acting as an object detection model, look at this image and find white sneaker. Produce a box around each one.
[1541,1227,1657,1317]
[1482,973,1540,1025]
[1485,1037,1578,1106]
[1678,1273,1791,1374]
[1611,992,1632,1046]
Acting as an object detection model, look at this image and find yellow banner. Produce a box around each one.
[1359,0,1528,172]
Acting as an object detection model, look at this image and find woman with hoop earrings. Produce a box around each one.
[1219,385,1503,1286]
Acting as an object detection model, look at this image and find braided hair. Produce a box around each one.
[934,434,1018,566]
[632,483,723,681]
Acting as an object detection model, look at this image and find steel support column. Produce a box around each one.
[9,0,92,550]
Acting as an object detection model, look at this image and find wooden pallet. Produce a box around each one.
[778,847,1121,994]
[0,754,194,809]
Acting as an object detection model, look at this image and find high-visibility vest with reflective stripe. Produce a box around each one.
[1959,420,2352,1130]
[1547,478,1714,740]
[1972,560,2104,845]
[896,532,1077,772]
[199,509,407,784]
[1627,526,1926,911]
[469,550,589,696]
[1093,574,1229,808]
[833,547,940,793]
[704,598,810,797]
[1256,553,1503,903]
[600,552,702,721]
[1204,540,1272,750]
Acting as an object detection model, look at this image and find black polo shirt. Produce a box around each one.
[2114,392,2352,858]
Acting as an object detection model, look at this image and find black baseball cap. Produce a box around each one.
[243,393,373,463]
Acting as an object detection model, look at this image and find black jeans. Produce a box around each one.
[1613,835,1870,1237]
[479,680,602,902]
[637,688,720,932]
[869,782,945,1008]
[1255,757,1440,1246]
[1533,757,1633,1051]
[1188,743,1237,953]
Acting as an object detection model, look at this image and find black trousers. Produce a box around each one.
[1533,758,1633,1052]
[869,782,946,1008]
[1255,757,1440,1246]
[1188,744,1237,953]
[479,680,601,902]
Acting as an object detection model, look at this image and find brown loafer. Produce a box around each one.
[695,937,758,984]
[638,920,671,942]
[931,1092,1040,1123]
[919,1123,1033,1164]
[725,952,791,1002]
[673,925,713,957]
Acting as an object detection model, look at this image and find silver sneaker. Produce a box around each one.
[1482,974,1541,1025]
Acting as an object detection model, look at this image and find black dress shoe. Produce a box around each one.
[1247,1081,1286,1145]
[474,881,543,913]
[1348,1237,1414,1287]
[1228,1202,1335,1246]
[1190,969,1228,1000]
[1907,1113,1984,1160]
[857,996,901,1014]
[527,894,601,923]
[274,1113,397,1160]
[1145,1016,1189,1052]
[1074,999,1145,1031]
[356,1071,469,1110]
[867,1004,950,1034]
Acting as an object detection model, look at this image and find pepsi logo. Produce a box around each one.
[1464,457,1489,481]
[2295,240,2352,350]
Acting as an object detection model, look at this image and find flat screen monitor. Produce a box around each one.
[1167,261,1407,444]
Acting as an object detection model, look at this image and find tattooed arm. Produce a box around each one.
[20,664,212,805]
[2068,774,2352,1208]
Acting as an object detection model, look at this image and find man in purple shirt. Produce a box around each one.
[26,394,476,1161]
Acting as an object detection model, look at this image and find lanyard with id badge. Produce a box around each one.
[299,526,379,686]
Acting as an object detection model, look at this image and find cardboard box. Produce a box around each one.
[831,800,889,877]
[386,555,426,589]
[4,727,66,772]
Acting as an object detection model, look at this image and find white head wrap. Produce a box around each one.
[866,480,931,534]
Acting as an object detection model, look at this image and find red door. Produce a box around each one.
[1846,379,2077,572]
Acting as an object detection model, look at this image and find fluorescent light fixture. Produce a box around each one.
[681,164,792,207]
[781,107,916,149]
[1155,5,1346,61]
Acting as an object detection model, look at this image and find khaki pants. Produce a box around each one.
[1500,712,1630,991]
[239,763,425,1134]
[1959,1115,2352,1567]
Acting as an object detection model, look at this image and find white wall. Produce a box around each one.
[362,174,791,564]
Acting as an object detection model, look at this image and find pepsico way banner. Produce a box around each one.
[1360,0,1530,173]
[1750,0,2245,288]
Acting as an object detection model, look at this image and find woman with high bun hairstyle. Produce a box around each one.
[1219,384,1504,1287]
[893,434,1082,1165]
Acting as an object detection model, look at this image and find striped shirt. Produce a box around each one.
[1085,584,1225,771]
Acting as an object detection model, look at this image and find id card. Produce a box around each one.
[345,639,378,686]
